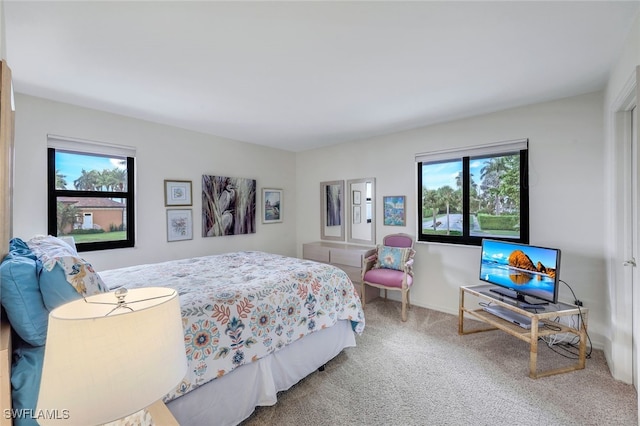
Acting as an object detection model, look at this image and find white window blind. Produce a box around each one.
[47,134,136,158]
[415,138,528,163]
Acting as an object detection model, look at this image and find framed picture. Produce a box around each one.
[202,175,256,237]
[262,188,283,223]
[353,205,361,224]
[383,195,406,226]
[167,209,193,242]
[353,190,361,205]
[164,180,192,206]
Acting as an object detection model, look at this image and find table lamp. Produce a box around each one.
[36,287,187,425]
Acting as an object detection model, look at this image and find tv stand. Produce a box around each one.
[459,284,588,378]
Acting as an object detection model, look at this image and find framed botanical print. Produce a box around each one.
[167,209,193,241]
[164,180,192,206]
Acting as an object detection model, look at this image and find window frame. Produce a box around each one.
[416,140,529,246]
[47,146,135,252]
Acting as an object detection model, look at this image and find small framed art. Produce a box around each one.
[262,188,283,223]
[383,195,406,226]
[164,180,192,206]
[353,205,361,224]
[353,190,361,205]
[167,209,193,241]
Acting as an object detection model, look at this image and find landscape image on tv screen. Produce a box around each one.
[480,239,559,303]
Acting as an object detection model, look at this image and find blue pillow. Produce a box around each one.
[8,238,35,259]
[0,239,49,346]
[10,339,45,426]
[38,261,83,311]
[38,257,107,311]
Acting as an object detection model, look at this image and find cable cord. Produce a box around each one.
[544,279,593,359]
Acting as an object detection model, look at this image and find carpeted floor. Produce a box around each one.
[241,298,638,426]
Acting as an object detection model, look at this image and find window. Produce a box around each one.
[416,139,529,246]
[47,136,135,252]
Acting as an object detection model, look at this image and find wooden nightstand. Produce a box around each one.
[147,400,179,425]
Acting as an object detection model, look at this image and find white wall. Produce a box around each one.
[12,94,298,271]
[296,91,607,346]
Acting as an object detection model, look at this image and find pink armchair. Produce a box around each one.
[361,233,415,321]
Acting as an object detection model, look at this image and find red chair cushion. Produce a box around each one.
[363,268,413,288]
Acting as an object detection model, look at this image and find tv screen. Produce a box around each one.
[479,239,560,304]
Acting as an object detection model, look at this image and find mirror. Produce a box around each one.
[347,178,376,245]
[320,180,345,241]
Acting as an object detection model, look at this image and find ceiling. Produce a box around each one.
[4,1,639,152]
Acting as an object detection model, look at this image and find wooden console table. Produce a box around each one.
[302,241,378,303]
[458,284,588,379]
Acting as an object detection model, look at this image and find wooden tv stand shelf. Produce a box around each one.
[458,284,588,379]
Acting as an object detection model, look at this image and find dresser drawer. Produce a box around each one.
[303,244,330,263]
[336,265,362,283]
[330,250,362,268]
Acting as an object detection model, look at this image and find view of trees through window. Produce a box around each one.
[420,151,526,244]
[50,150,132,247]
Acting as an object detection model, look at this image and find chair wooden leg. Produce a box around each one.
[407,289,411,310]
[401,290,408,322]
[361,282,366,309]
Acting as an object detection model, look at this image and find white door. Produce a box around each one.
[614,68,638,413]
[632,104,640,395]
[631,105,638,392]
[82,212,93,230]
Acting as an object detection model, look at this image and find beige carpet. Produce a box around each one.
[241,298,638,426]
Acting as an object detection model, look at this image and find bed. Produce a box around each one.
[0,237,365,426]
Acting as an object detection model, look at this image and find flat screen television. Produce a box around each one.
[479,238,561,305]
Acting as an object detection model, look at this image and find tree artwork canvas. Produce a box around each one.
[202,175,256,237]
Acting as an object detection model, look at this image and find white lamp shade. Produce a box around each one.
[36,287,187,425]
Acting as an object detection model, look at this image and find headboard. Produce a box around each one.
[0,58,16,426]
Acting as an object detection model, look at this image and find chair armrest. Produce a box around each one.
[364,248,377,259]
[364,255,377,264]
[363,249,377,266]
[403,258,414,275]
[362,252,377,278]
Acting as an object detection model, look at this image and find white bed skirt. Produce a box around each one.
[166,320,356,426]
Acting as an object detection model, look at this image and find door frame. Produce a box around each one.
[610,67,638,386]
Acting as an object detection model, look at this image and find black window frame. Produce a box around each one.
[417,147,529,247]
[47,147,135,252]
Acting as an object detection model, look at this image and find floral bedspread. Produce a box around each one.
[98,251,365,401]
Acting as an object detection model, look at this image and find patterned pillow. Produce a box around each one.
[375,245,413,271]
[38,256,108,311]
[28,235,108,310]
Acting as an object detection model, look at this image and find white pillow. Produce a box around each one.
[26,235,78,265]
